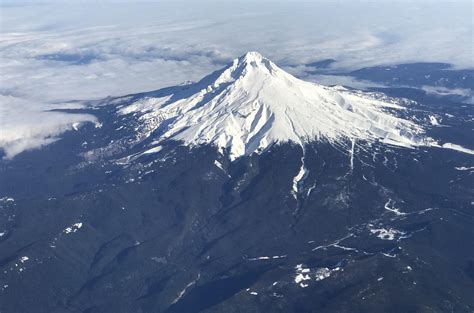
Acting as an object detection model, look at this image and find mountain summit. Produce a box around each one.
[118,52,469,160]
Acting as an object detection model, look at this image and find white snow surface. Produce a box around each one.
[64,222,83,234]
[119,52,470,160]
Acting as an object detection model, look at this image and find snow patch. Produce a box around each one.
[431,142,474,155]
[64,222,83,234]
[349,138,356,171]
[214,160,225,171]
[0,197,14,203]
[292,154,307,199]
[247,255,287,261]
[294,264,341,288]
[429,115,440,126]
[172,273,200,304]
[294,263,311,288]
[368,225,406,241]
[143,145,163,154]
[455,166,474,171]
[384,199,407,216]
[314,267,332,281]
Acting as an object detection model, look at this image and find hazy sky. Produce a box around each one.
[0,0,472,157]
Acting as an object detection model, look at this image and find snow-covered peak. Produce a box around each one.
[209,51,280,89]
[241,51,264,61]
[119,52,471,160]
[234,51,276,72]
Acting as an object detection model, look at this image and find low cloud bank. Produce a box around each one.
[0,96,96,158]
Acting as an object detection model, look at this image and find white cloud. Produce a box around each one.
[421,86,474,104]
[0,1,472,157]
[0,95,96,159]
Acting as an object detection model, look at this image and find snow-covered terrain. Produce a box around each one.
[119,52,472,160]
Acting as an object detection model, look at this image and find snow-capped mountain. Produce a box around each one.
[117,52,471,161]
[1,53,474,313]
